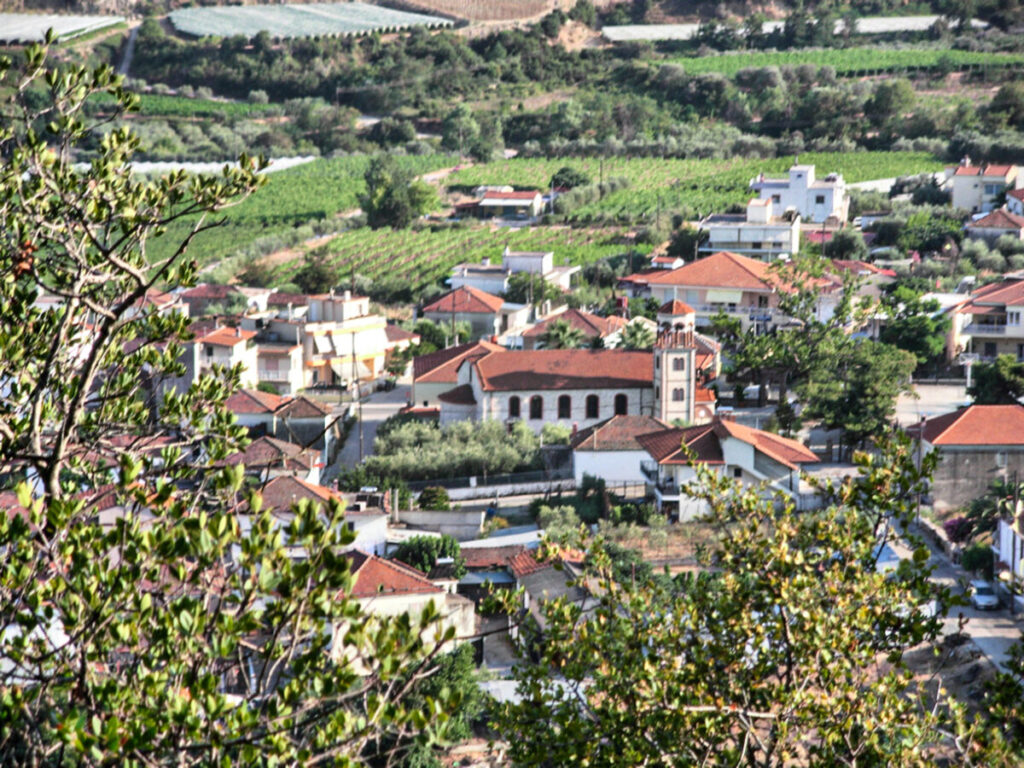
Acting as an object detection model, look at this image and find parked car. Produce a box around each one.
[969,580,1000,610]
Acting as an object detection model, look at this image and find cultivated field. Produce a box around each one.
[447,152,946,220]
[666,47,1024,78]
[169,3,453,39]
[387,0,553,21]
[272,224,648,292]
[0,13,124,43]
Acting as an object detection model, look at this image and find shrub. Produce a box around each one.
[961,543,994,579]
[418,486,451,511]
[537,505,583,541]
[393,534,465,579]
[943,516,973,544]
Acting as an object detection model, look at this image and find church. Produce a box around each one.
[435,316,719,432]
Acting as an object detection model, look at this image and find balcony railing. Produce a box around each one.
[641,460,659,483]
[962,323,1016,336]
[685,303,783,319]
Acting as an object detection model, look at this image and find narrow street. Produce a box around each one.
[326,383,411,481]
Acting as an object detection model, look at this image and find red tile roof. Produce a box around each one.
[384,324,420,343]
[916,405,1024,446]
[278,395,332,419]
[645,251,774,290]
[181,284,240,300]
[437,384,477,406]
[968,209,1024,232]
[423,286,506,315]
[523,309,628,340]
[958,278,1024,312]
[658,299,696,315]
[267,291,310,306]
[222,436,319,471]
[226,388,289,414]
[480,190,541,201]
[413,341,505,384]
[1009,189,1024,202]
[259,475,340,513]
[347,550,442,598]
[473,349,652,391]
[197,327,257,347]
[953,164,1015,177]
[570,414,669,452]
[637,418,818,469]
[462,545,526,569]
[508,546,585,579]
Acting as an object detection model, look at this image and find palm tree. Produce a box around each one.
[540,318,585,349]
[620,321,655,350]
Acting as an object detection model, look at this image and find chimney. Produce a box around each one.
[235,326,241,337]
[482,257,490,267]
[961,155,971,167]
[343,290,352,301]
[503,245,510,258]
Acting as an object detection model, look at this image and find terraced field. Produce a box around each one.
[448,152,945,220]
[272,225,647,293]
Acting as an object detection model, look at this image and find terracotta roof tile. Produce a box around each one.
[385,324,420,343]
[658,299,696,315]
[570,414,669,452]
[437,384,477,406]
[413,341,505,384]
[462,545,526,569]
[423,286,505,315]
[954,164,1014,177]
[474,349,652,391]
[916,405,1024,446]
[508,546,585,578]
[197,327,257,347]
[226,388,289,415]
[523,309,625,339]
[259,475,338,513]
[636,424,724,465]
[480,190,541,200]
[221,436,319,472]
[1009,189,1024,202]
[278,395,332,419]
[347,550,442,598]
[267,291,310,306]
[968,209,1024,231]
[960,278,1024,310]
[645,251,774,290]
[714,419,819,469]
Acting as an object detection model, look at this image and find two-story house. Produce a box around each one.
[699,199,801,260]
[195,326,259,388]
[449,249,580,295]
[949,276,1024,362]
[949,160,1019,213]
[421,286,530,341]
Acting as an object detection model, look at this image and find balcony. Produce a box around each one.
[962,322,1018,337]
[641,460,659,483]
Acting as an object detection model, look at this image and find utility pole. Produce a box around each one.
[351,331,363,463]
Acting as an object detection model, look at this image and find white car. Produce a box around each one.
[969,580,1000,611]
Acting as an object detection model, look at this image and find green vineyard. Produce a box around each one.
[272,225,648,292]
[665,47,1024,78]
[448,152,945,220]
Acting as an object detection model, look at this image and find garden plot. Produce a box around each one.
[0,13,124,43]
[169,3,452,39]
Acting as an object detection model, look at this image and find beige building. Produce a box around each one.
[948,276,1024,362]
[422,286,530,341]
[195,326,259,388]
[699,199,801,260]
[949,161,1019,214]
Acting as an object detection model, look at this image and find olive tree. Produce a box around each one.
[0,40,459,765]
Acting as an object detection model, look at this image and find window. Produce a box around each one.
[1010,311,1021,326]
[758,296,769,308]
[529,395,543,420]
[985,183,1002,196]
[558,395,571,419]
[509,396,521,419]
[985,342,998,357]
[733,467,743,479]
[815,194,825,204]
[585,395,599,419]
[672,388,685,402]
[205,345,214,357]
[997,451,1008,468]
[1019,344,1024,362]
[614,394,628,415]
[752,241,762,250]
[673,357,686,372]
[771,194,781,204]
[655,356,660,369]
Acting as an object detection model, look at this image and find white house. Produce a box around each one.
[1008,188,1024,216]
[750,163,849,224]
[570,414,669,485]
[449,249,580,295]
[422,286,530,341]
[477,189,544,219]
[699,199,801,260]
[637,417,820,520]
[965,208,1024,245]
[195,326,259,388]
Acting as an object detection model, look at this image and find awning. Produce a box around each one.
[963,305,1003,315]
[313,334,331,354]
[329,362,349,384]
[705,289,744,304]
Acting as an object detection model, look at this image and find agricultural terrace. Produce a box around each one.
[665,47,1024,78]
[0,13,124,43]
[148,154,453,267]
[447,152,945,220]
[271,225,648,293]
[90,92,279,120]
[169,3,452,40]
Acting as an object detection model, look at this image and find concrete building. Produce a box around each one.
[477,189,544,218]
[421,286,529,341]
[949,161,1019,214]
[948,276,1024,362]
[911,405,1024,512]
[195,326,259,389]
[965,208,1024,245]
[699,199,801,260]
[570,414,669,485]
[521,308,628,350]
[410,340,506,408]
[1008,188,1024,216]
[449,249,580,295]
[750,163,850,224]
[637,416,820,520]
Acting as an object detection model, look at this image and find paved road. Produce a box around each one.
[330,384,410,475]
[895,383,968,427]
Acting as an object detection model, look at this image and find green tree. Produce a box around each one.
[879,285,951,368]
[440,104,480,157]
[539,317,586,349]
[497,438,979,766]
[393,534,466,579]
[293,246,340,294]
[822,228,869,261]
[417,486,452,511]
[619,321,655,350]
[665,224,708,262]
[503,272,562,305]
[550,166,591,189]
[0,42,459,765]
[969,353,1024,404]
[360,155,438,229]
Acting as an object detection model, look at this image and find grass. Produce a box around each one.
[447,152,946,220]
